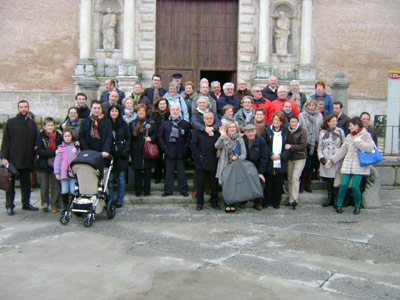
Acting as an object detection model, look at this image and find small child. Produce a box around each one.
[54,130,80,210]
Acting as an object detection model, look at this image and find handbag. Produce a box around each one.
[61,147,75,178]
[0,165,12,192]
[357,144,384,167]
[143,141,160,159]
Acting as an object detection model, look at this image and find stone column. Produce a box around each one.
[77,78,100,102]
[299,0,316,80]
[79,0,92,62]
[123,0,135,61]
[329,71,351,114]
[254,0,272,81]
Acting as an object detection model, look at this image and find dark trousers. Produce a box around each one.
[6,169,32,209]
[264,173,285,208]
[196,169,218,205]
[135,168,152,193]
[154,151,164,181]
[164,158,188,194]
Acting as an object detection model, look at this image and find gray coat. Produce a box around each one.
[215,136,247,184]
[234,108,255,131]
[318,128,345,178]
[331,128,375,176]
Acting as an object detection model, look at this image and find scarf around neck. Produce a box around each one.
[254,119,266,136]
[44,130,57,151]
[242,108,255,124]
[271,125,283,168]
[90,114,104,139]
[169,115,181,142]
[302,108,320,154]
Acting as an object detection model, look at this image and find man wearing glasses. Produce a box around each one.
[251,85,273,124]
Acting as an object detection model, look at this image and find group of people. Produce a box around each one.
[1,74,378,216]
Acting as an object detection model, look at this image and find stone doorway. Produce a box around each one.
[200,70,236,88]
[155,0,238,87]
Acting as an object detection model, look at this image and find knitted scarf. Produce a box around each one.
[169,115,181,142]
[123,108,135,124]
[302,108,320,154]
[44,130,57,151]
[254,118,266,137]
[133,117,146,137]
[90,114,104,139]
[242,108,255,124]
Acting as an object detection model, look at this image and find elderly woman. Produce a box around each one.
[131,83,152,117]
[299,99,323,193]
[325,117,375,215]
[285,115,307,209]
[130,104,159,196]
[163,81,189,122]
[122,97,137,124]
[318,114,345,207]
[61,107,82,139]
[220,104,236,128]
[215,121,247,213]
[311,81,333,114]
[262,111,292,209]
[181,81,198,119]
[234,95,255,132]
[151,98,170,184]
[109,105,131,207]
[192,83,217,114]
[191,96,221,133]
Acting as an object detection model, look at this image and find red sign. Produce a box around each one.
[389,71,400,79]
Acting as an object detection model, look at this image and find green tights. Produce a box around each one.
[337,174,363,208]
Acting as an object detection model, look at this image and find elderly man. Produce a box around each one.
[270,86,300,116]
[209,81,223,100]
[252,85,273,124]
[190,111,221,211]
[102,90,123,114]
[144,74,168,103]
[192,83,217,114]
[288,80,307,111]
[79,100,113,158]
[172,73,185,93]
[261,76,278,101]
[234,80,252,101]
[158,104,191,197]
[311,81,333,114]
[216,82,240,119]
[1,100,39,215]
[100,79,125,105]
[191,96,221,134]
[333,101,350,135]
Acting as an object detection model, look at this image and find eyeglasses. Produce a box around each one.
[254,90,262,92]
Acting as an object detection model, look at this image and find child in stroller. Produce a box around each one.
[60,150,116,227]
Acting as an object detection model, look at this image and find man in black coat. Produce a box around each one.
[1,100,39,215]
[100,79,125,105]
[75,93,90,119]
[144,74,168,104]
[333,101,350,135]
[261,76,279,101]
[158,104,190,197]
[190,112,221,211]
[79,100,113,158]
[242,124,268,210]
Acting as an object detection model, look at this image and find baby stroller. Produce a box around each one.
[60,150,116,227]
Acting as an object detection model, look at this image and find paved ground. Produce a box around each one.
[1,188,400,300]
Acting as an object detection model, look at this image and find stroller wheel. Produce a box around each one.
[60,214,70,225]
[83,214,94,227]
[106,197,116,219]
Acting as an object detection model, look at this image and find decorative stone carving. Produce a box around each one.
[273,11,290,57]
[102,7,118,51]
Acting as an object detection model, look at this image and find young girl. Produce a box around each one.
[53,130,80,210]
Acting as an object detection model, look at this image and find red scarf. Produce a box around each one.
[44,130,57,151]
[90,114,104,139]
[351,128,363,136]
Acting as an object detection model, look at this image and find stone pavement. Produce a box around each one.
[1,188,400,300]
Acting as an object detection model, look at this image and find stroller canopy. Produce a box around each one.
[70,150,104,178]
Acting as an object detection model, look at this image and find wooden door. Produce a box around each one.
[156,0,238,87]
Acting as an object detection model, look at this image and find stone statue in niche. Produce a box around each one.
[102,7,117,51]
[273,11,290,58]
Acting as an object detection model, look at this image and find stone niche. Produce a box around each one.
[270,0,300,80]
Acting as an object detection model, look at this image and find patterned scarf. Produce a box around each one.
[44,130,57,151]
[226,132,240,163]
[303,108,320,154]
[90,114,104,139]
[123,108,135,124]
[169,115,181,142]
[351,128,363,136]
[152,83,161,101]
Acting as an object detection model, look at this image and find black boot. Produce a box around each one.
[304,173,312,193]
[322,179,334,207]
[299,174,305,193]
[333,187,339,209]
[336,206,343,214]
[61,194,69,210]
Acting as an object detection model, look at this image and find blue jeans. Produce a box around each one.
[108,170,126,205]
[60,179,77,194]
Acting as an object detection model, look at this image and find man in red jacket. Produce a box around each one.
[271,86,300,116]
[251,85,273,124]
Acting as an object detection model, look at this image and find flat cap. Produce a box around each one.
[172,73,182,78]
[243,124,256,131]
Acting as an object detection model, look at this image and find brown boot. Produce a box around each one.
[253,198,262,211]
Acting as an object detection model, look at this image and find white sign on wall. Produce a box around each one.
[385,71,400,155]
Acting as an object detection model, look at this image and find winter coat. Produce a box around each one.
[63,118,82,139]
[79,116,113,154]
[163,92,190,122]
[288,91,307,112]
[191,95,217,115]
[191,111,221,132]
[330,128,375,176]
[234,89,252,101]
[271,98,300,116]
[35,130,63,171]
[144,87,168,103]
[234,108,255,131]
[261,85,278,101]
[216,95,241,119]
[190,129,220,171]
[76,105,90,119]
[53,142,80,180]
[158,119,191,159]
[130,119,159,169]
[1,114,38,170]
[215,135,247,184]
[131,93,152,118]
[110,118,131,171]
[336,112,350,135]
[262,126,292,175]
[317,128,345,178]
[243,135,268,174]
[181,91,198,119]
[288,126,308,161]
[311,92,333,114]
[252,98,273,124]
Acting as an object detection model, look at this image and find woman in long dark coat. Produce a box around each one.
[130,104,159,196]
[108,105,131,207]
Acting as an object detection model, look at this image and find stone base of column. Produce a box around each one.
[253,64,272,83]
[75,77,101,102]
[299,66,317,81]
